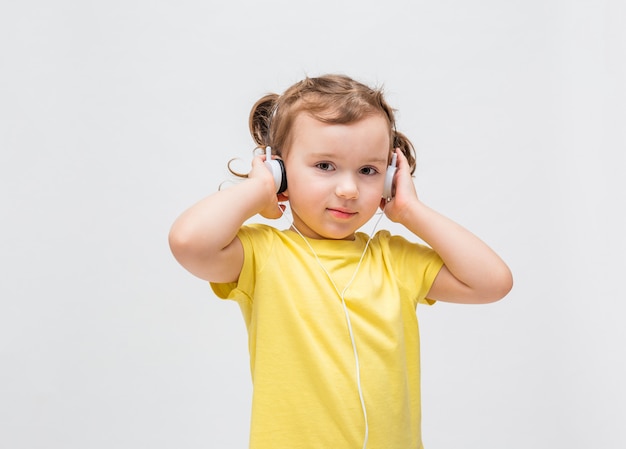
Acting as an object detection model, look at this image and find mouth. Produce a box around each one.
[327,207,358,220]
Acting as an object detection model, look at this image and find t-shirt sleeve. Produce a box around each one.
[209,224,271,303]
[386,233,444,306]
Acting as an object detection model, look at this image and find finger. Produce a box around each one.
[394,147,408,167]
[253,153,267,165]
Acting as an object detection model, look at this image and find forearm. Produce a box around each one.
[168,178,270,268]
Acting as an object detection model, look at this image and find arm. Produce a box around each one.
[383,150,513,304]
[168,154,283,283]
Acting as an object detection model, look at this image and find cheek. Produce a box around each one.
[363,180,385,199]
[286,166,323,191]
[284,175,321,202]
[285,171,311,203]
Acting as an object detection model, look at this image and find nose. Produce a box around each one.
[335,173,359,199]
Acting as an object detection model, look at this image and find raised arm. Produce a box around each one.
[383,150,513,304]
[168,154,283,283]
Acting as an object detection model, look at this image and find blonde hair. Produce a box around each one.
[234,74,417,177]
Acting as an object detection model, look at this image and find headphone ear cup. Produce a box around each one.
[382,153,397,201]
[264,147,288,194]
[275,158,287,194]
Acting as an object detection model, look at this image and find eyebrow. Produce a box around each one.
[309,152,388,165]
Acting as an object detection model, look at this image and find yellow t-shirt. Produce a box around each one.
[211,224,444,449]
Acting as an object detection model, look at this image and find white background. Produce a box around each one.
[1,1,624,448]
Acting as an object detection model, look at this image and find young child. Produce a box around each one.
[169,74,513,449]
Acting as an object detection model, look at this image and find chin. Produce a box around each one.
[318,226,359,241]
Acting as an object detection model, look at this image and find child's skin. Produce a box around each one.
[169,112,513,304]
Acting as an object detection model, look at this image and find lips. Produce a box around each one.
[327,207,357,220]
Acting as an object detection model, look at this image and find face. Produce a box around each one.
[283,112,390,240]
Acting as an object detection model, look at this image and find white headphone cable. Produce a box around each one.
[279,205,386,449]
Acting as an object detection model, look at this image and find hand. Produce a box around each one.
[380,148,421,224]
[249,153,288,219]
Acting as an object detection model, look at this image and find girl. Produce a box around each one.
[169,74,512,449]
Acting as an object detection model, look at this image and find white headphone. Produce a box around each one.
[382,152,397,201]
[265,146,398,200]
[264,147,288,194]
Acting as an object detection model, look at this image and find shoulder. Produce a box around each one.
[238,223,281,243]
[369,229,443,273]
[238,223,293,257]
[369,230,434,255]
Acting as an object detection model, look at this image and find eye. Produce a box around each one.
[315,162,335,171]
[359,166,379,176]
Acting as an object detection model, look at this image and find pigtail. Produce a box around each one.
[226,94,279,182]
[393,130,417,175]
[249,93,279,148]
[373,89,417,176]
